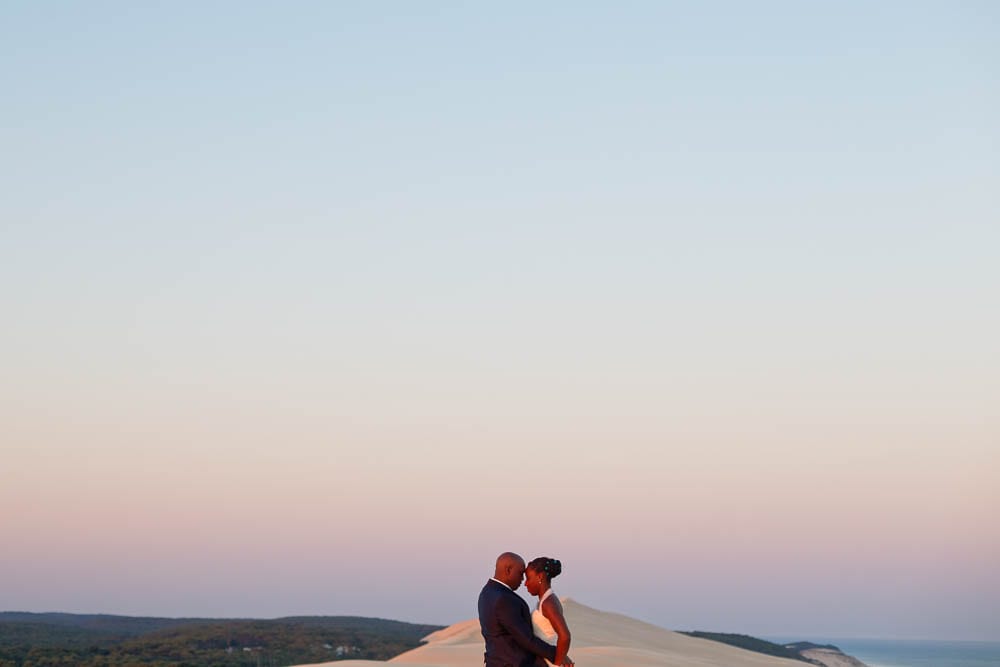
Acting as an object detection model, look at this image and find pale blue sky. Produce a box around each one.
[2,2,998,641]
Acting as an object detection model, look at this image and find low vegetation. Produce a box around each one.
[0,613,443,667]
[680,630,837,664]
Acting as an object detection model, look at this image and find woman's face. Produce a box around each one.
[524,567,545,596]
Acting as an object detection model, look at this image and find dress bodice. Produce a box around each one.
[531,589,558,644]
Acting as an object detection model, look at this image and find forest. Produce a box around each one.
[0,612,443,667]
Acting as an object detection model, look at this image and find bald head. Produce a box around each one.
[493,552,526,590]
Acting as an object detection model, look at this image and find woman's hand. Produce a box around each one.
[561,657,574,667]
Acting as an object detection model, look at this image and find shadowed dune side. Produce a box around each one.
[800,648,870,667]
[295,598,838,667]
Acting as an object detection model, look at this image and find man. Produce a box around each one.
[478,552,573,667]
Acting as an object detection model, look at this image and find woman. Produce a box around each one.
[524,557,571,667]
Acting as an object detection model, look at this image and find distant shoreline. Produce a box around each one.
[767,637,1000,667]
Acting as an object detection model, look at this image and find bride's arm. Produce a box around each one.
[542,597,572,667]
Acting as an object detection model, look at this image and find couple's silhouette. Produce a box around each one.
[478,552,573,667]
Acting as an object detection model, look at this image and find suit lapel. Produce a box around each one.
[507,587,529,619]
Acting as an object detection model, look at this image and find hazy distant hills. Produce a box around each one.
[681,631,818,662]
[0,611,214,640]
[0,612,443,666]
[679,632,852,666]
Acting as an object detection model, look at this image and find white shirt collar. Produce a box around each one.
[490,577,512,591]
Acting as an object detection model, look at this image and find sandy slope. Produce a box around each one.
[800,648,870,667]
[294,598,825,667]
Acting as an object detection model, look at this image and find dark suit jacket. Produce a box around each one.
[478,579,557,667]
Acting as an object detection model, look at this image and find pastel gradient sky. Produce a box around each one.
[2,1,998,641]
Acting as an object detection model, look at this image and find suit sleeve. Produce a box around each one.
[495,595,558,662]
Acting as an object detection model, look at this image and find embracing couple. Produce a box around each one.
[478,552,574,667]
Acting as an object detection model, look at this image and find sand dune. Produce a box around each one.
[294,598,828,667]
[800,648,869,667]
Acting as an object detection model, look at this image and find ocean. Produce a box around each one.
[772,638,1000,667]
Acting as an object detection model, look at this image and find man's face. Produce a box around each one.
[505,561,526,590]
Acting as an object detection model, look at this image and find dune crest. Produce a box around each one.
[295,598,831,667]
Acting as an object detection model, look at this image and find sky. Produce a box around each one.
[1,1,998,642]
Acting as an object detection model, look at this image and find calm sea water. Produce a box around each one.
[769,638,1000,667]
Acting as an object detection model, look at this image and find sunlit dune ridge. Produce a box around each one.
[295,598,817,667]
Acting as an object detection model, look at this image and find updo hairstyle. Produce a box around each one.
[527,556,562,579]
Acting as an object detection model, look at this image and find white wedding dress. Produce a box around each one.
[532,589,559,648]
